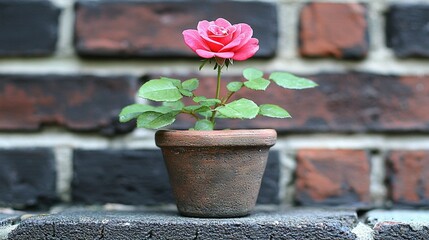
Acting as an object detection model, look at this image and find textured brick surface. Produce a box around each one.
[160,72,429,133]
[386,4,429,58]
[387,151,429,206]
[8,209,358,239]
[72,149,280,206]
[0,0,59,56]
[0,149,56,209]
[0,74,136,135]
[258,151,280,204]
[74,0,277,58]
[366,210,429,240]
[72,149,174,206]
[295,149,370,206]
[299,2,368,59]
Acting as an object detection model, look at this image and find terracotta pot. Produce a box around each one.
[155,129,277,218]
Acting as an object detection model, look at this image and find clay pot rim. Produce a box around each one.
[155,129,277,147]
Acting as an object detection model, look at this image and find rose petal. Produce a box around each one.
[201,34,224,52]
[195,49,216,58]
[214,18,232,28]
[197,20,211,36]
[183,30,209,52]
[220,34,244,52]
[196,49,234,59]
[231,24,253,50]
[231,38,259,61]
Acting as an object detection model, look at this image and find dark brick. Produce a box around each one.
[366,210,429,240]
[72,149,173,206]
[386,4,429,58]
[0,149,56,209]
[72,149,280,206]
[74,0,277,58]
[295,149,370,206]
[0,74,136,135]
[387,150,429,207]
[258,151,281,204]
[160,72,429,133]
[9,209,358,239]
[0,0,59,56]
[299,2,368,59]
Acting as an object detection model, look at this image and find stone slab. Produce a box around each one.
[0,213,21,240]
[8,208,358,239]
[366,210,429,240]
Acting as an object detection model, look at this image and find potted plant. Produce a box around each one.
[119,18,317,218]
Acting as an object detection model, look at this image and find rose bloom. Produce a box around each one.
[182,18,259,62]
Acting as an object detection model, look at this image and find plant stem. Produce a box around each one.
[210,65,223,125]
[215,65,222,100]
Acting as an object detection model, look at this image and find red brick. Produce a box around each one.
[387,151,429,206]
[299,2,368,59]
[0,74,136,135]
[159,72,429,133]
[74,1,277,58]
[295,149,370,206]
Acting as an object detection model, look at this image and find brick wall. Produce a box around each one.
[1,0,429,210]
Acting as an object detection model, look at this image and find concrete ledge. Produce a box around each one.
[5,208,429,239]
[8,208,358,240]
[366,210,429,240]
[0,213,21,239]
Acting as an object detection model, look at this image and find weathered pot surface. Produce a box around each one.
[155,129,277,218]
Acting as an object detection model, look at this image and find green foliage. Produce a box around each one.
[243,68,263,80]
[139,79,182,102]
[137,110,180,129]
[182,78,199,91]
[194,119,214,130]
[259,104,291,118]
[119,66,317,130]
[227,82,243,92]
[244,78,270,91]
[193,96,221,107]
[269,72,318,89]
[216,98,259,119]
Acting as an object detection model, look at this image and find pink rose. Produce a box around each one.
[182,18,259,61]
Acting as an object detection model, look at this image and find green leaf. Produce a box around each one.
[184,105,211,113]
[179,88,193,97]
[182,78,199,91]
[193,96,207,102]
[243,68,263,80]
[244,77,271,91]
[137,110,180,129]
[227,81,243,92]
[216,98,259,119]
[119,104,156,122]
[151,106,173,113]
[139,79,182,102]
[194,119,214,130]
[163,101,185,110]
[193,96,221,107]
[160,77,181,87]
[269,72,318,89]
[259,104,291,118]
